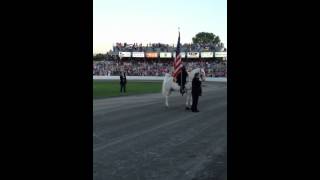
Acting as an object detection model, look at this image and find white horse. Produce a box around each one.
[162,68,206,108]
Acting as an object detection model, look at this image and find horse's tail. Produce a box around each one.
[162,73,171,96]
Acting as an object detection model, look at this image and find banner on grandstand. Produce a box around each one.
[160,52,172,58]
[145,52,158,58]
[187,52,200,58]
[173,52,186,58]
[215,52,227,57]
[132,52,145,58]
[201,52,214,58]
[119,52,131,57]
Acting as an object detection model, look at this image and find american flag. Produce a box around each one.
[173,32,182,79]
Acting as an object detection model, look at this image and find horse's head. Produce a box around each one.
[190,68,206,81]
[199,68,206,81]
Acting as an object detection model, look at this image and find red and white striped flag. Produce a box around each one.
[173,32,182,79]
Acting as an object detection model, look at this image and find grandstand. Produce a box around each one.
[93,42,227,77]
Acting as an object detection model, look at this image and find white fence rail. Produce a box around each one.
[93,76,227,82]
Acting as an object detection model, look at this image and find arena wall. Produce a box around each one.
[93,76,227,82]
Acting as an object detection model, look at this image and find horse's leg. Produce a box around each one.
[185,91,191,110]
[188,92,192,107]
[185,82,192,109]
[185,91,189,109]
[188,92,192,108]
[165,90,170,107]
[166,95,169,107]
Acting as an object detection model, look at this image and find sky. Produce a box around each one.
[93,0,227,54]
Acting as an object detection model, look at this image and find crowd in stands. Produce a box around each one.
[113,42,226,53]
[93,60,227,77]
[95,41,227,77]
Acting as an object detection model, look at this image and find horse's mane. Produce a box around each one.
[165,68,205,80]
[189,68,204,80]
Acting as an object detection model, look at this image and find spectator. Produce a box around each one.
[120,72,127,93]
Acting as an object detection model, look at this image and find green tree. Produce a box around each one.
[192,32,221,44]
[93,53,106,61]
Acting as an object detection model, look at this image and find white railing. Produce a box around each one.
[93,76,227,82]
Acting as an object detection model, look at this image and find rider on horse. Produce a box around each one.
[176,66,188,96]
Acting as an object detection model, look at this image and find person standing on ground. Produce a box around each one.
[120,72,127,93]
[191,72,202,112]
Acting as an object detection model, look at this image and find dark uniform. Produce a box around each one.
[120,73,127,93]
[176,66,188,95]
[191,73,202,112]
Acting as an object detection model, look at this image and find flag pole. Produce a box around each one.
[179,28,183,94]
[176,27,182,81]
